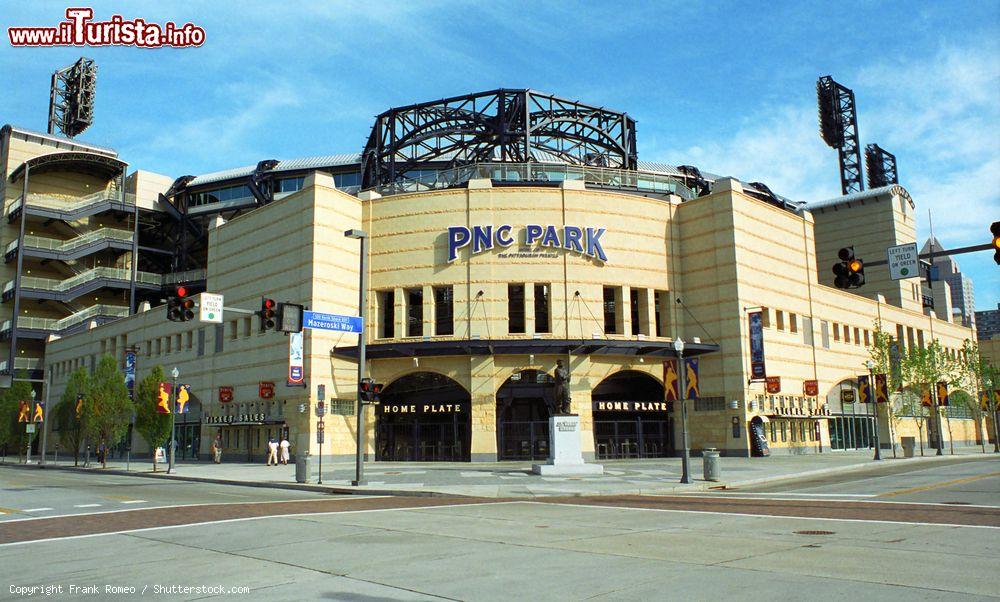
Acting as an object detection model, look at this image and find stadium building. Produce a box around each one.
[2,88,987,462]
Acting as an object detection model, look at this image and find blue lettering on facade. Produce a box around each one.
[446,224,609,263]
[448,226,471,262]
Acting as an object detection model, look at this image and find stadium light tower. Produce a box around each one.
[47,57,98,138]
[865,144,898,189]
[817,76,864,195]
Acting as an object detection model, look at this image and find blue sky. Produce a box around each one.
[2,1,998,310]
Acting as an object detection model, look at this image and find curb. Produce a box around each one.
[3,452,994,499]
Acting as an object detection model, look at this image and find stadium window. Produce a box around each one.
[630,288,641,335]
[508,284,526,334]
[769,422,776,442]
[833,323,840,341]
[843,325,851,344]
[917,329,925,348]
[760,307,771,328]
[776,310,785,331]
[780,421,787,442]
[215,324,224,353]
[534,284,550,333]
[406,288,423,337]
[789,313,798,333]
[864,329,870,347]
[820,321,830,349]
[603,286,620,334]
[333,172,362,188]
[854,327,861,346]
[244,316,252,337]
[197,328,205,357]
[654,290,670,337]
[276,177,304,193]
[800,421,807,442]
[802,317,813,345]
[434,286,454,336]
[791,420,797,442]
[378,290,395,338]
[230,319,238,340]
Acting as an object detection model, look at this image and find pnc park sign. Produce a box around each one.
[448,224,608,262]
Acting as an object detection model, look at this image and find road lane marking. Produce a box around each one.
[120,500,147,504]
[878,471,1000,498]
[533,501,1000,530]
[707,492,877,498]
[652,493,1000,509]
[23,508,53,512]
[73,504,101,508]
[0,500,522,547]
[0,496,388,523]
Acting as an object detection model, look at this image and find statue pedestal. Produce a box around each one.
[532,415,603,476]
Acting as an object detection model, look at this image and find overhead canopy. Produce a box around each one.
[331,338,719,361]
[9,151,128,182]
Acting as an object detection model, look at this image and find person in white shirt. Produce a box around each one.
[279,438,290,465]
[267,438,279,466]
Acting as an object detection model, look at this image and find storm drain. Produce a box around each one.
[794,530,835,535]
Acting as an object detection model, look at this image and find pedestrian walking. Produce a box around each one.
[211,436,222,464]
[266,438,278,466]
[279,437,290,465]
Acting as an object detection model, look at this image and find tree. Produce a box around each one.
[134,365,172,472]
[0,375,35,461]
[908,339,958,454]
[958,339,1000,453]
[868,320,904,457]
[84,354,132,468]
[55,367,89,465]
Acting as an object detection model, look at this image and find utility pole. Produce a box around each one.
[345,229,368,486]
[167,367,179,473]
[676,338,690,484]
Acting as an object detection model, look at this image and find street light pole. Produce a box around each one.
[866,361,881,461]
[676,338,691,484]
[39,371,51,466]
[167,366,179,474]
[345,229,368,486]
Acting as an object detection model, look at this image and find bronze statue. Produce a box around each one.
[553,359,572,414]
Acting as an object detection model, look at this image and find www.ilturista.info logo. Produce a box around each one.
[8,7,205,48]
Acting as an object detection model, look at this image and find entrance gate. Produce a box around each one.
[591,371,669,460]
[497,370,553,461]
[374,372,471,462]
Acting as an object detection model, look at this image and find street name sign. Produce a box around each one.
[200,293,224,323]
[303,311,363,333]
[887,242,919,280]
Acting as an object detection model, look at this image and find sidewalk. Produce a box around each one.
[7,447,995,498]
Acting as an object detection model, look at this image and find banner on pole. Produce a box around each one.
[663,359,679,402]
[124,351,136,401]
[288,331,304,386]
[748,311,766,380]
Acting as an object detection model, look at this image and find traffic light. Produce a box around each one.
[359,378,375,402]
[991,221,1000,265]
[167,286,195,321]
[358,379,384,403]
[259,298,276,332]
[833,246,865,289]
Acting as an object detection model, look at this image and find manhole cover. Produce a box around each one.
[943,501,970,505]
[794,530,835,536]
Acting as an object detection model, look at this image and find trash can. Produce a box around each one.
[901,437,915,458]
[702,448,721,482]
[295,452,311,483]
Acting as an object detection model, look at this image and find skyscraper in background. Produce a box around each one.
[921,237,976,329]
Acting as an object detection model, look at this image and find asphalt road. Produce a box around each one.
[1,459,998,601]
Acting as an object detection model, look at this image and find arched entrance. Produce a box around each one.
[591,370,669,459]
[375,372,471,462]
[496,369,555,461]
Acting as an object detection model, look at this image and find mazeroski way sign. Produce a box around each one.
[303,310,363,333]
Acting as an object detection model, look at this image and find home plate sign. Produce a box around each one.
[887,242,918,281]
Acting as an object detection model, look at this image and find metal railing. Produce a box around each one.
[0,304,130,334]
[5,189,133,218]
[6,266,160,293]
[376,162,696,199]
[11,228,134,254]
[162,269,207,285]
[0,357,43,372]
